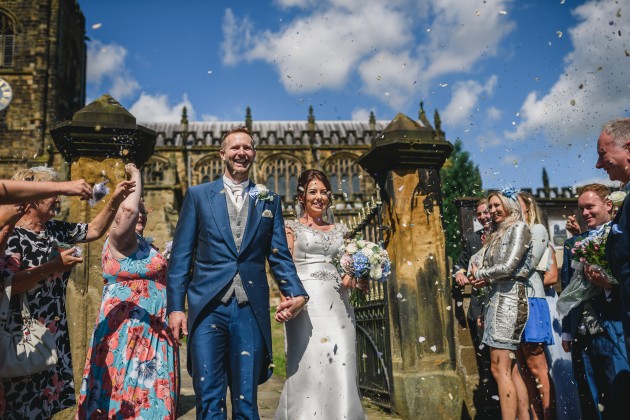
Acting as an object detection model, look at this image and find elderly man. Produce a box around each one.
[595,118,630,418]
[596,118,630,338]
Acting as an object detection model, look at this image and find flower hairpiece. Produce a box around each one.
[500,186,520,201]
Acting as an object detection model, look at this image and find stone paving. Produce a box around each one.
[176,344,401,419]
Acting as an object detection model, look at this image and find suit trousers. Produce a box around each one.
[189,296,265,420]
[578,322,630,420]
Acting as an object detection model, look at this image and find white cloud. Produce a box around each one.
[442,76,497,127]
[507,1,630,145]
[502,154,518,165]
[87,40,139,100]
[130,93,195,123]
[572,175,620,189]
[419,0,515,81]
[202,114,219,122]
[487,106,502,121]
[351,107,373,121]
[220,0,515,110]
[476,132,502,149]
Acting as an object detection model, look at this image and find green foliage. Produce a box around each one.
[440,139,483,263]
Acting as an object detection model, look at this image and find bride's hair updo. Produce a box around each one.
[296,169,333,211]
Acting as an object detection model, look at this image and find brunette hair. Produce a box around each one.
[297,169,333,210]
[476,197,488,208]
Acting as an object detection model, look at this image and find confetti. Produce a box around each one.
[92,23,102,29]
[430,345,437,352]
[419,336,426,343]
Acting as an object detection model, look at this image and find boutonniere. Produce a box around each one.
[607,190,627,207]
[249,184,274,206]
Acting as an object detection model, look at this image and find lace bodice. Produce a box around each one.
[285,220,348,281]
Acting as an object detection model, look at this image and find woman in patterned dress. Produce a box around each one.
[77,164,179,419]
[275,169,365,420]
[0,166,136,419]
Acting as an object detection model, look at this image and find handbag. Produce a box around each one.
[0,276,58,379]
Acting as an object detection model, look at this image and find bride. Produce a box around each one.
[274,169,365,420]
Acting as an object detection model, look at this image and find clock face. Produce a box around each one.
[0,78,13,111]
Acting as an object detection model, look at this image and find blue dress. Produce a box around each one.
[77,236,179,419]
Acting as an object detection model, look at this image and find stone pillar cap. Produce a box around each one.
[50,94,156,166]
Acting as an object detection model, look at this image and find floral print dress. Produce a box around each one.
[77,235,179,419]
[0,221,87,419]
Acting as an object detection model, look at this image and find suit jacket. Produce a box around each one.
[166,179,308,381]
[453,230,484,277]
[606,192,630,336]
[561,232,622,339]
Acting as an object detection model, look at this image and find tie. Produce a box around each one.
[232,184,244,211]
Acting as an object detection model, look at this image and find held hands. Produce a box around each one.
[274,296,307,323]
[168,311,188,344]
[341,275,369,293]
[468,263,488,288]
[455,272,469,287]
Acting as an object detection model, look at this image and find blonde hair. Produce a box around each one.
[518,191,544,227]
[12,166,58,182]
[486,191,525,244]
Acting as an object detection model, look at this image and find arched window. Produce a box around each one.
[324,154,369,200]
[143,156,170,185]
[260,155,302,202]
[0,12,15,67]
[194,157,223,185]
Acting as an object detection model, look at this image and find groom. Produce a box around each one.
[167,126,308,419]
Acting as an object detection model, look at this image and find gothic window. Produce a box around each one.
[261,155,302,202]
[324,154,367,200]
[195,157,223,185]
[143,156,170,185]
[0,12,15,67]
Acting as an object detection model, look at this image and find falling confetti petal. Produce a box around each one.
[499,10,507,15]
[92,23,102,29]
[446,306,452,311]
[396,292,403,299]
[430,345,437,352]
[419,336,426,343]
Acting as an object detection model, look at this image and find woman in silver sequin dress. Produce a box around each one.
[275,169,365,420]
[470,189,534,419]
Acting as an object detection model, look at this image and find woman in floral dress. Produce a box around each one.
[0,166,135,419]
[77,164,179,419]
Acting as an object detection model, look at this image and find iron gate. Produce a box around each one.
[349,193,394,411]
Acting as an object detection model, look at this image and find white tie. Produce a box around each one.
[232,184,244,211]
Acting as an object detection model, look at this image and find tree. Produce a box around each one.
[440,139,483,263]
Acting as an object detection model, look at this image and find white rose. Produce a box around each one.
[361,247,374,258]
[369,254,381,265]
[370,266,383,280]
[346,243,358,254]
[256,184,270,197]
[607,190,627,207]
[356,240,367,248]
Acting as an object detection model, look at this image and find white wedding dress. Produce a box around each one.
[275,221,365,420]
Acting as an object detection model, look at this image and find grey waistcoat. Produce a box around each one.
[219,192,250,304]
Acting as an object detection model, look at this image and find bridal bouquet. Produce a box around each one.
[333,237,391,304]
[556,224,617,317]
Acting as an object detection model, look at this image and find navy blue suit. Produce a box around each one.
[167,179,307,419]
[606,191,630,339]
[561,231,629,419]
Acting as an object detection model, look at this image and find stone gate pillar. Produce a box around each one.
[358,113,467,418]
[50,94,156,402]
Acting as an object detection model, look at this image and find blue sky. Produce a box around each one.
[79,0,629,190]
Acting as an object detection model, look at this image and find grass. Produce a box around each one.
[270,310,287,379]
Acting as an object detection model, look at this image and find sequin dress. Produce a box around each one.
[77,236,179,419]
[275,221,364,420]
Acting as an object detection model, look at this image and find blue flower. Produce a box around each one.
[500,186,519,201]
[352,253,369,277]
